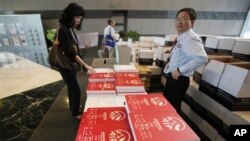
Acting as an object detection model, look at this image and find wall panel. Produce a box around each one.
[0,0,248,37]
[194,20,211,35]
[208,20,224,35]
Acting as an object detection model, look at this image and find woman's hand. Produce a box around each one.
[85,42,91,48]
[75,55,95,73]
[84,65,92,70]
[84,65,95,74]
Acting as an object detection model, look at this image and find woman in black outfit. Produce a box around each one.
[58,3,93,119]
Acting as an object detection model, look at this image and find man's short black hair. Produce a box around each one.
[176,8,197,20]
[107,18,114,25]
[59,3,85,30]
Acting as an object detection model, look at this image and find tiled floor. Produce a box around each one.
[29,48,98,141]
[0,80,65,141]
[29,71,89,141]
[0,48,98,141]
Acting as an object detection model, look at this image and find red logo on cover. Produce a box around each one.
[129,80,141,84]
[127,73,137,77]
[104,83,114,88]
[150,97,167,106]
[104,73,114,77]
[162,117,185,131]
[109,129,131,141]
[109,111,126,121]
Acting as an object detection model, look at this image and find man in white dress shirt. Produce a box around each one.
[163,8,207,112]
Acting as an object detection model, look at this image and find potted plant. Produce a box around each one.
[46,29,56,50]
[118,30,125,40]
[126,30,140,41]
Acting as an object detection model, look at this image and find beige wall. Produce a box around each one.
[2,0,249,36]
[1,0,249,12]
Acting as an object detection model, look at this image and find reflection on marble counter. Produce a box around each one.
[234,111,250,123]
[0,80,65,141]
[0,52,21,67]
[0,52,62,99]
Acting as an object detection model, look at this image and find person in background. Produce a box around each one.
[163,8,207,112]
[102,18,116,58]
[58,3,93,119]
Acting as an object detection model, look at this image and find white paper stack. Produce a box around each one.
[217,37,235,51]
[156,46,169,61]
[139,36,153,42]
[114,65,137,72]
[232,39,250,55]
[218,63,250,98]
[152,36,165,46]
[205,36,221,49]
[84,96,126,112]
[93,68,114,73]
[201,60,226,88]
[139,50,154,59]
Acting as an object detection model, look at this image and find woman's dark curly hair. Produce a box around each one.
[59,3,85,30]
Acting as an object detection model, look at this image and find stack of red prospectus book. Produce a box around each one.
[75,107,134,141]
[88,68,115,82]
[124,93,176,113]
[115,72,147,95]
[86,82,116,97]
[88,73,115,82]
[86,66,150,96]
[125,93,200,141]
[86,68,116,97]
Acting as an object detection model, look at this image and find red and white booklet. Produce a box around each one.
[88,73,115,82]
[76,124,134,141]
[125,93,176,113]
[86,82,116,94]
[115,78,144,90]
[115,72,140,80]
[83,107,129,125]
[76,107,134,141]
[129,111,200,141]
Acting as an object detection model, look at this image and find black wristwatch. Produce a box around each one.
[177,67,181,74]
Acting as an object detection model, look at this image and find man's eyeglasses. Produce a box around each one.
[175,17,190,22]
